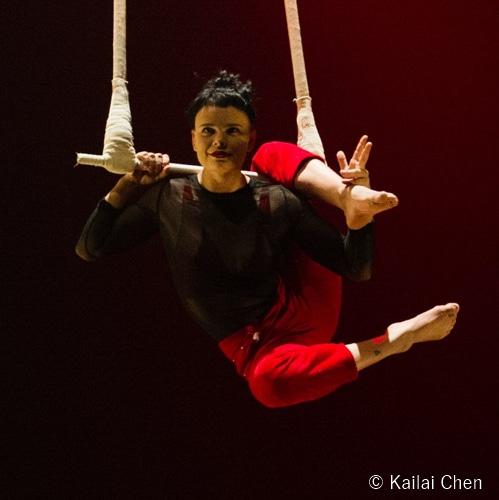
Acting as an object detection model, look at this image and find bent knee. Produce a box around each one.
[247,357,297,408]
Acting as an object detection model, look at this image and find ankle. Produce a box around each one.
[387,325,414,354]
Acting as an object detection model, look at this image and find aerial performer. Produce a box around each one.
[76,0,459,407]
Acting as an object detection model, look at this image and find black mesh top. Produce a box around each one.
[76,175,374,340]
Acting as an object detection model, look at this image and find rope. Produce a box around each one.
[284,0,325,159]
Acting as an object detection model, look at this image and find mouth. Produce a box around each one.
[210,151,230,159]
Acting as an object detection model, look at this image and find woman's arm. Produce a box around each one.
[287,192,375,281]
[76,152,170,261]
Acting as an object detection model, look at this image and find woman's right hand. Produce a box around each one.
[105,152,171,208]
[127,151,171,185]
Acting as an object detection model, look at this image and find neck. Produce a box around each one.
[197,169,248,193]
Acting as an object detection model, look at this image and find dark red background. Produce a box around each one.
[3,1,498,498]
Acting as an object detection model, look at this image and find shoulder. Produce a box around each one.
[249,178,303,215]
[153,175,199,195]
[249,177,293,197]
[137,175,195,208]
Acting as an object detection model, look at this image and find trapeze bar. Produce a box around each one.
[76,153,257,176]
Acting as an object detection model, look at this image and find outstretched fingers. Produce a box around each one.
[337,135,371,186]
[357,137,372,169]
[351,135,371,166]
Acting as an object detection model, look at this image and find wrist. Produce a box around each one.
[105,175,141,209]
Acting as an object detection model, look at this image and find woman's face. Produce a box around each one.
[191,105,256,172]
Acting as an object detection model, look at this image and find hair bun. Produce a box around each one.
[188,69,257,126]
[212,70,238,88]
[210,71,253,99]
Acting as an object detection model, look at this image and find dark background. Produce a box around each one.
[3,1,498,498]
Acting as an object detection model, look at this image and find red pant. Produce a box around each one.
[218,143,358,408]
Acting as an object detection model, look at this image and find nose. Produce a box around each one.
[212,132,227,149]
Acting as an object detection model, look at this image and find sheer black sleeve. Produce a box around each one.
[76,195,159,262]
[284,191,375,281]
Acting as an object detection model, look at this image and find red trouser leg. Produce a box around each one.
[248,341,358,408]
[219,336,357,408]
[218,277,358,408]
[251,141,343,335]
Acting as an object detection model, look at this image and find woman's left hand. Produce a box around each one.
[336,135,372,188]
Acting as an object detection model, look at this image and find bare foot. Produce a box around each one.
[346,303,459,371]
[388,303,460,353]
[342,184,399,230]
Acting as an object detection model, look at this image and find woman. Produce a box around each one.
[77,71,459,407]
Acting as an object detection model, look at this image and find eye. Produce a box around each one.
[227,127,241,135]
[201,127,215,135]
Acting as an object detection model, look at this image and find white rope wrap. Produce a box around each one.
[77,77,138,174]
[76,0,138,174]
[284,0,325,159]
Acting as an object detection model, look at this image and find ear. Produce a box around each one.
[191,129,197,152]
[247,129,257,153]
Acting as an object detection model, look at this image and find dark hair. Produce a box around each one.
[188,70,256,127]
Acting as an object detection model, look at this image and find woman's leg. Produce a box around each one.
[251,142,344,335]
[246,303,459,408]
[346,303,460,371]
[251,139,399,229]
[294,135,399,229]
